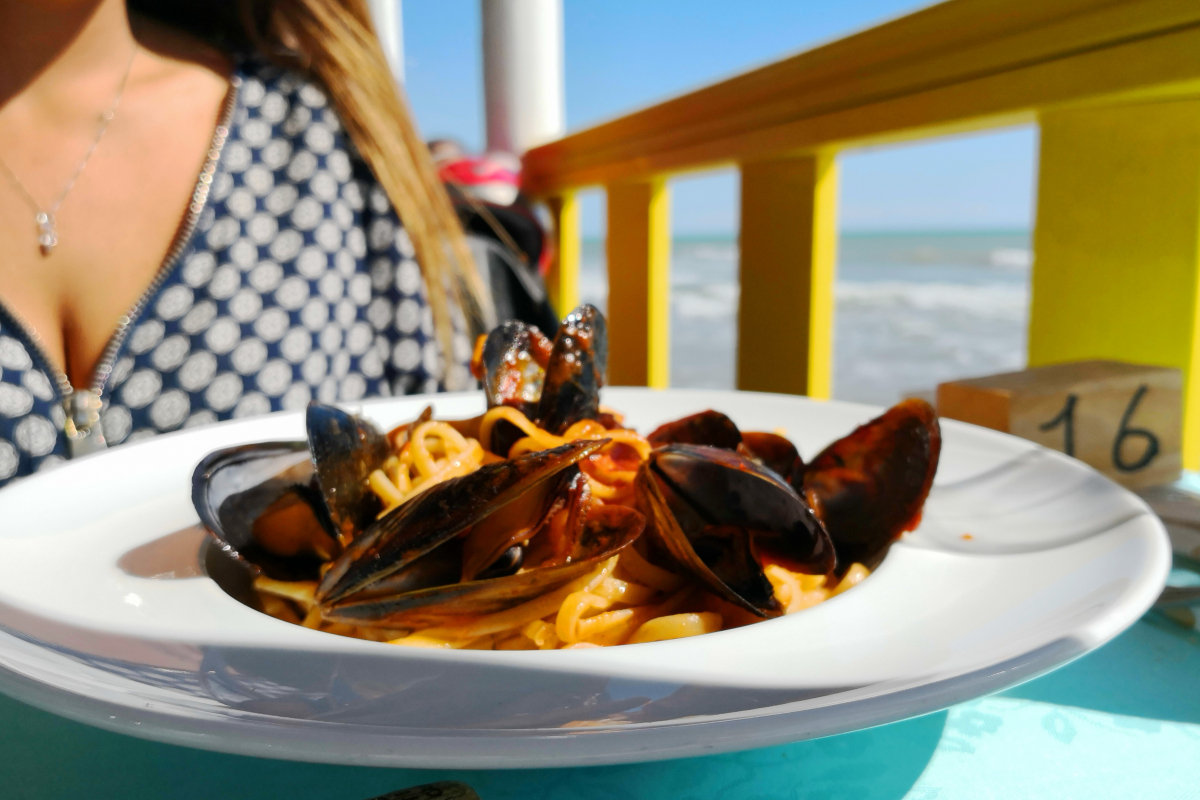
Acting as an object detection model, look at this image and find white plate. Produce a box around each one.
[0,389,1169,768]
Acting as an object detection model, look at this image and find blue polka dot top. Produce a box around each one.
[0,59,473,487]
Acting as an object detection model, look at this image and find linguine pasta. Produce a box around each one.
[367,419,488,514]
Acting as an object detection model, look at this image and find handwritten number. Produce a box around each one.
[1038,385,1161,472]
[1112,384,1159,472]
[1039,394,1077,457]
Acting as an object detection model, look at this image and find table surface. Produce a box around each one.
[2,587,1198,800]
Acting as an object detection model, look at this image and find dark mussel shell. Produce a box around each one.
[480,321,552,454]
[647,410,742,450]
[523,468,591,569]
[800,398,941,572]
[346,538,465,600]
[739,431,803,485]
[192,441,337,583]
[317,439,607,604]
[480,320,554,418]
[637,445,834,617]
[536,304,608,435]
[647,410,804,484]
[307,402,390,544]
[458,465,577,582]
[323,505,644,630]
[337,524,526,607]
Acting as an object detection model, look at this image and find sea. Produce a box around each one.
[577,230,1032,406]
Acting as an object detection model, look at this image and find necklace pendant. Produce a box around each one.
[64,390,107,458]
[35,212,57,255]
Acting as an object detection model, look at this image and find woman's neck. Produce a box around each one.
[0,0,137,112]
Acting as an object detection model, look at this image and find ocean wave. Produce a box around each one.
[675,243,739,261]
[674,284,739,320]
[989,248,1033,269]
[586,278,1028,323]
[836,281,1028,317]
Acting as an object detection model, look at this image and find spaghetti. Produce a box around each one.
[367,420,487,513]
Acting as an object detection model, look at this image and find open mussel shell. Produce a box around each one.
[800,398,941,572]
[536,304,607,435]
[191,441,337,583]
[307,402,390,543]
[481,321,553,454]
[323,505,644,630]
[317,439,607,605]
[636,444,835,617]
[481,320,552,418]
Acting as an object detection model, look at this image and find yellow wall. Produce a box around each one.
[1029,99,1200,467]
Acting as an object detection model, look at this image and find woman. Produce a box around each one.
[0,0,491,486]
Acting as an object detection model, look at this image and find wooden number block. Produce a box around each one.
[937,360,1182,489]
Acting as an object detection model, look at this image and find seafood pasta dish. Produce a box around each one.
[193,305,941,650]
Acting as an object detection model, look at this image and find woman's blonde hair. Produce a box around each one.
[132,0,494,383]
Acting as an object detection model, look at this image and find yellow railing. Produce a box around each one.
[522,0,1200,468]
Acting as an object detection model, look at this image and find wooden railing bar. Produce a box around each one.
[545,193,580,318]
[524,0,1200,193]
[737,154,838,398]
[606,180,671,388]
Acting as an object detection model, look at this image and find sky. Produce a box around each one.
[400,0,1039,236]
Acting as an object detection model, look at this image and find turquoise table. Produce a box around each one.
[2,595,1198,800]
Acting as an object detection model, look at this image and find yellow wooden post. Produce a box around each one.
[605,179,671,387]
[737,153,838,398]
[1028,99,1200,469]
[546,192,580,318]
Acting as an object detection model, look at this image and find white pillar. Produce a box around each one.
[482,0,565,154]
[368,0,405,84]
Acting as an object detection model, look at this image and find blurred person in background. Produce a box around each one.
[0,0,494,487]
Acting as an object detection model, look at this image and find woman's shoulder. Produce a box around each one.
[232,58,350,154]
[235,58,332,117]
[224,57,391,207]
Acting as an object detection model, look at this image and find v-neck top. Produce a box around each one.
[0,58,472,488]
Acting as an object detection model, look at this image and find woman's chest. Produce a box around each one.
[0,67,231,386]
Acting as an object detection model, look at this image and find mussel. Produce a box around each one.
[317,438,606,603]
[740,431,803,485]
[472,304,610,454]
[193,401,395,578]
[647,409,803,484]
[324,504,643,630]
[800,398,941,572]
[193,440,336,583]
[478,320,554,420]
[316,439,643,628]
[647,410,742,451]
[636,444,834,617]
[307,402,390,544]
[536,304,608,435]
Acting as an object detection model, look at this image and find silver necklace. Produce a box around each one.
[0,46,137,256]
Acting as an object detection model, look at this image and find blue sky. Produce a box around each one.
[401,0,1038,235]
